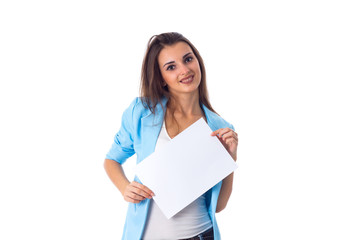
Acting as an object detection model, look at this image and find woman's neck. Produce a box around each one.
[167,92,203,118]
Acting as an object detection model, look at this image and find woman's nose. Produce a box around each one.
[178,63,190,75]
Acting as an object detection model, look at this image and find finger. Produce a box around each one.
[216,128,234,139]
[210,129,222,136]
[126,192,146,201]
[130,186,153,199]
[131,181,155,197]
[211,128,228,137]
[131,182,154,197]
[124,184,151,200]
[220,131,238,141]
[225,137,238,146]
[124,195,142,204]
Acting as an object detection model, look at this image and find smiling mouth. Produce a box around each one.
[180,75,194,84]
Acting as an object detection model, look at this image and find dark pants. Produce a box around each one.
[179,227,214,240]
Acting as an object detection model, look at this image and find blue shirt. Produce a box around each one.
[106,97,235,240]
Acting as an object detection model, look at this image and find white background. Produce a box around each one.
[0,0,359,239]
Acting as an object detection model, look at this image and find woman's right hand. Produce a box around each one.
[122,181,155,203]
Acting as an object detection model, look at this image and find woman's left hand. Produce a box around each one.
[211,128,238,161]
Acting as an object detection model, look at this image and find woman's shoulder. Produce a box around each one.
[123,97,152,118]
[123,96,167,119]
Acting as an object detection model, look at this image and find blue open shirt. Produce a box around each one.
[106,97,235,240]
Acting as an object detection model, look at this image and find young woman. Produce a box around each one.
[104,32,238,240]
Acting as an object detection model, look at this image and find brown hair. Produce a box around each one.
[140,32,216,116]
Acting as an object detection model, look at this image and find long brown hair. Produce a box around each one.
[140,32,216,116]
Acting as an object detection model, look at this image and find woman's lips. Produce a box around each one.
[180,75,194,84]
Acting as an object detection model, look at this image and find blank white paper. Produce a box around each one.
[135,118,238,219]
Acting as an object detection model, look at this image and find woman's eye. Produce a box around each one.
[166,65,175,71]
[185,57,193,63]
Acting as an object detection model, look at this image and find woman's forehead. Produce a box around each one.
[158,42,193,63]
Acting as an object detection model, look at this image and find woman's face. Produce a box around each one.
[157,41,201,97]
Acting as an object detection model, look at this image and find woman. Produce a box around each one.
[104,32,238,240]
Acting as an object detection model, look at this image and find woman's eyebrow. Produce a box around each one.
[182,52,192,59]
[162,52,193,68]
[163,61,175,68]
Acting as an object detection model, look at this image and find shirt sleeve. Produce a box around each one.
[105,97,139,164]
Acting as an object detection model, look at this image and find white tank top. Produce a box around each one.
[141,120,212,239]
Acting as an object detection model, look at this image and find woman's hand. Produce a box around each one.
[211,128,238,161]
[122,181,155,204]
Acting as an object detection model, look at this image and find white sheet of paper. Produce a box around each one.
[135,118,238,219]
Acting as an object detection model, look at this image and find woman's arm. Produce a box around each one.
[216,172,235,213]
[211,128,238,213]
[104,159,154,203]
